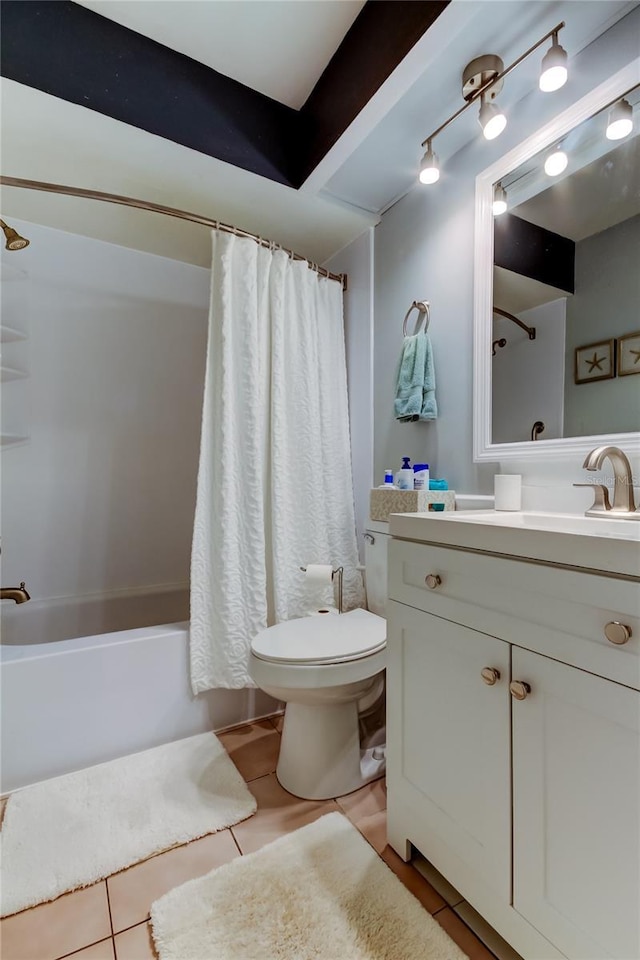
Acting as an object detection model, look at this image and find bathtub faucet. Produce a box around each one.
[0,581,31,603]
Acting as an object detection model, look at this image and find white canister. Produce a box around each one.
[494,474,522,511]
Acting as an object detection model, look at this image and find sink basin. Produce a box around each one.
[389,509,640,577]
[437,510,640,540]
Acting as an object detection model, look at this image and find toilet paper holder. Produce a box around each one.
[299,565,344,614]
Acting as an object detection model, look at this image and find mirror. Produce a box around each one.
[473,59,640,462]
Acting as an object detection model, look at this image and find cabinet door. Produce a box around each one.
[387,601,511,900]
[512,648,640,960]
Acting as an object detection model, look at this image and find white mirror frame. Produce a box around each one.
[473,57,640,462]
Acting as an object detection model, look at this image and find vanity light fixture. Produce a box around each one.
[418,22,567,185]
[419,141,440,184]
[539,32,568,92]
[544,147,568,176]
[492,184,508,216]
[606,98,633,140]
[479,93,507,140]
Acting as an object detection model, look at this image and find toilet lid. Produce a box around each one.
[251,608,386,665]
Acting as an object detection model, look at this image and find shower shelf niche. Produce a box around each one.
[1,434,29,448]
[0,325,28,343]
[1,365,29,382]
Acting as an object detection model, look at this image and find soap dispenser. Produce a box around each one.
[396,457,414,490]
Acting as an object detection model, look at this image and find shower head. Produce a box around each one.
[0,218,30,251]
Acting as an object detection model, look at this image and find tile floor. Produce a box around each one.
[0,717,500,960]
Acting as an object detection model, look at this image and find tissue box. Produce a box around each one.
[369,488,456,522]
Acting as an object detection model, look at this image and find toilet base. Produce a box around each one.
[276,700,386,800]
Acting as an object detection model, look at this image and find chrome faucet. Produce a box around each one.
[0,581,31,603]
[577,446,639,519]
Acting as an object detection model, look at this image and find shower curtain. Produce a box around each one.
[189,230,364,692]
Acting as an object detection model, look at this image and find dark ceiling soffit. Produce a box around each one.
[0,0,301,186]
[299,0,450,182]
[0,0,449,189]
[494,214,575,294]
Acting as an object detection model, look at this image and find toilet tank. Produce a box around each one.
[364,522,390,618]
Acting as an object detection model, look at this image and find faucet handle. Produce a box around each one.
[573,483,611,514]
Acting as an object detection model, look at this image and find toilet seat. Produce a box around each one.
[251,608,386,666]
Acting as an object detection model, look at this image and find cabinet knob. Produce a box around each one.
[481,667,500,685]
[425,574,442,589]
[509,681,531,701]
[604,621,632,645]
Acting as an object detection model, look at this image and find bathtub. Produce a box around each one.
[1,619,277,793]
[0,583,190,645]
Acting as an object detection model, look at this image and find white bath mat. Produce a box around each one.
[0,732,256,917]
[151,812,469,960]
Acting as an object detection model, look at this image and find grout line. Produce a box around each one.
[105,878,115,937]
[243,769,277,783]
[54,935,114,960]
[111,918,152,939]
[229,827,244,857]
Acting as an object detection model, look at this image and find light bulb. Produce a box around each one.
[539,40,568,92]
[419,144,440,184]
[492,184,507,216]
[479,96,507,141]
[544,149,568,176]
[606,99,633,140]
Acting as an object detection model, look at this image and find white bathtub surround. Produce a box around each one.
[0,732,256,917]
[151,812,466,960]
[190,230,363,692]
[0,222,208,610]
[0,623,277,792]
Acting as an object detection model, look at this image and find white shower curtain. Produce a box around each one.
[190,230,364,692]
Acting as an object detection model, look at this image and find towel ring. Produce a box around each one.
[402,301,431,337]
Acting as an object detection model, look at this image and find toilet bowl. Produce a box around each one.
[249,524,390,801]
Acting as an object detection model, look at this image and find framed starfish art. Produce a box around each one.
[574,338,615,384]
[617,331,640,377]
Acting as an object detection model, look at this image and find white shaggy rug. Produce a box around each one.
[0,732,256,917]
[151,812,469,960]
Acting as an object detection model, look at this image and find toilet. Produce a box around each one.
[249,521,390,800]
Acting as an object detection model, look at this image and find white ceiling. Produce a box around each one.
[509,121,640,241]
[75,0,365,109]
[1,0,637,268]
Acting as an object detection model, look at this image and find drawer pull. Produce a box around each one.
[509,681,531,701]
[425,574,442,589]
[481,667,500,685]
[604,621,632,645]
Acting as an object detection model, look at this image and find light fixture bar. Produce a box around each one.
[421,21,565,148]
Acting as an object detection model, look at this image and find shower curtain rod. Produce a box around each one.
[493,306,536,340]
[0,176,347,289]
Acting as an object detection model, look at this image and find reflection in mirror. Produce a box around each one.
[491,85,639,445]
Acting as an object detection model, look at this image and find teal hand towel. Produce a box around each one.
[394,332,427,421]
[419,332,437,421]
[394,332,438,422]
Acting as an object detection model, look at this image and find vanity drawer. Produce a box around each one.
[389,538,640,690]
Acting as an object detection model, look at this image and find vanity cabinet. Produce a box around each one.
[387,536,640,960]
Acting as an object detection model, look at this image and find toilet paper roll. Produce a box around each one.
[305,606,340,617]
[304,564,334,586]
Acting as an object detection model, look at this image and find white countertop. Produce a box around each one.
[389,510,640,579]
